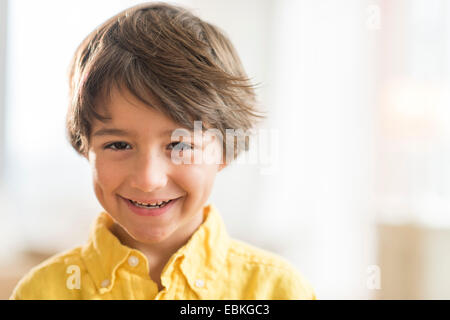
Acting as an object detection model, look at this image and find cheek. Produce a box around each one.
[91,155,125,193]
[174,163,219,198]
[174,140,222,195]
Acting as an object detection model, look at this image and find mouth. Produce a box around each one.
[121,195,182,209]
[127,198,174,209]
[120,195,182,217]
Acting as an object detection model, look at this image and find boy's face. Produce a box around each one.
[86,87,224,245]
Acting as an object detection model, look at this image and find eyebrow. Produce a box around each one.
[92,127,187,138]
[92,128,134,137]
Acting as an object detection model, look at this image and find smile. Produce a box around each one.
[121,195,182,217]
[129,199,172,209]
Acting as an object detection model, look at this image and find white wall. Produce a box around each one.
[261,0,377,299]
[0,0,7,181]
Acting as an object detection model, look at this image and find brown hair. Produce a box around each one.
[66,1,264,161]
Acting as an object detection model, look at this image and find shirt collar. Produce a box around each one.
[81,203,230,298]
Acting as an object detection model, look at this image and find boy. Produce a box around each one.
[10,2,315,300]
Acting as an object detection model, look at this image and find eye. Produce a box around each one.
[104,142,131,151]
[167,141,193,151]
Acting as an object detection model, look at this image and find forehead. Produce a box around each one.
[93,86,177,131]
[90,86,206,142]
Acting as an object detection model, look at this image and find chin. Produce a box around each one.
[130,226,172,244]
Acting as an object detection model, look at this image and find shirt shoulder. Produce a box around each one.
[9,246,91,300]
[225,238,316,300]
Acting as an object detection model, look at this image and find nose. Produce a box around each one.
[129,150,168,192]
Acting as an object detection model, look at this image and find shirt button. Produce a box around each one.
[101,279,110,288]
[195,279,205,288]
[128,255,139,267]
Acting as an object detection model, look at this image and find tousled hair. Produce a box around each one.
[66,1,264,160]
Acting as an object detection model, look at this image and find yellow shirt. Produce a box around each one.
[10,204,316,300]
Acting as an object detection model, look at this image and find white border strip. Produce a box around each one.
[0,0,7,182]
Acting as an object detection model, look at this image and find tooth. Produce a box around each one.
[131,199,171,207]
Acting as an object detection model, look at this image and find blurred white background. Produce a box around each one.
[1,0,449,299]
